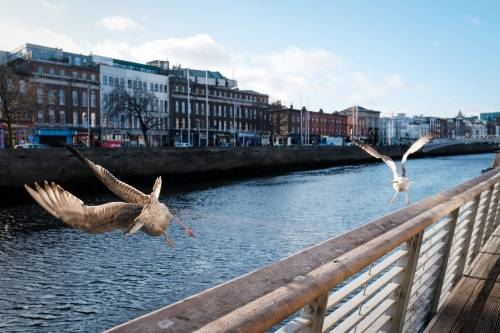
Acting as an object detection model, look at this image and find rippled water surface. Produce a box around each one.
[0,153,494,332]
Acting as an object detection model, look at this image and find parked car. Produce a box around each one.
[14,143,48,149]
[174,142,192,148]
[219,142,234,147]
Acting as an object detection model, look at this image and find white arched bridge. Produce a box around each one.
[422,137,500,152]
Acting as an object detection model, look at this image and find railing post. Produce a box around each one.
[301,293,328,333]
[494,188,500,230]
[484,183,499,240]
[390,231,424,333]
[429,208,460,315]
[493,150,500,168]
[456,195,480,278]
[471,186,493,260]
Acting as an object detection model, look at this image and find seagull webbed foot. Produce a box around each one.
[164,233,174,247]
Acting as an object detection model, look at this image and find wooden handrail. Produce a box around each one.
[107,168,500,333]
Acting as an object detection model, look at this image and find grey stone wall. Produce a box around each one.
[0,143,495,204]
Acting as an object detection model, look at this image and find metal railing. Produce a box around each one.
[107,163,500,333]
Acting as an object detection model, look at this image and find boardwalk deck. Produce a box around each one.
[425,224,500,333]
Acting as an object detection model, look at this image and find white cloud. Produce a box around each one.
[466,16,483,26]
[0,21,80,52]
[90,34,411,112]
[97,16,141,32]
[386,74,404,88]
[93,34,233,69]
[252,47,341,75]
[0,23,417,114]
[415,84,427,93]
[40,0,67,14]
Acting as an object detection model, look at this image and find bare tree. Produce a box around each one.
[0,64,39,148]
[105,84,161,148]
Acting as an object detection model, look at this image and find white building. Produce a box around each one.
[466,119,487,138]
[92,55,170,147]
[380,113,431,144]
[0,50,7,64]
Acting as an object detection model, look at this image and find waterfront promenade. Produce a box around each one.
[0,142,496,205]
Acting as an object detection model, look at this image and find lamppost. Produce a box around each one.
[87,81,91,147]
[233,101,237,146]
[205,70,209,147]
[187,68,191,145]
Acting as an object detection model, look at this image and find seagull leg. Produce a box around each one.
[164,232,174,247]
[390,191,398,205]
[405,191,410,205]
[173,216,195,238]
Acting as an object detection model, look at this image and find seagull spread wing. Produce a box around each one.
[25,181,143,233]
[67,146,149,206]
[353,140,398,180]
[401,134,433,177]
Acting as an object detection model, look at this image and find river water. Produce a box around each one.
[0,153,494,332]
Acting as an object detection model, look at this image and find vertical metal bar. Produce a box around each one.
[471,187,493,260]
[301,293,328,333]
[484,183,499,240]
[493,185,500,230]
[456,196,480,278]
[390,231,424,333]
[429,208,460,315]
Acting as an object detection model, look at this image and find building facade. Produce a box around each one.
[338,105,380,143]
[168,68,269,146]
[268,104,347,145]
[7,43,100,146]
[93,55,169,147]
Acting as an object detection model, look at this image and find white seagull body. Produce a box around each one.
[24,146,194,247]
[353,134,433,205]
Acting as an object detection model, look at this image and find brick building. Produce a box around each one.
[338,105,380,143]
[168,68,269,146]
[308,109,348,143]
[8,43,99,146]
[268,104,347,145]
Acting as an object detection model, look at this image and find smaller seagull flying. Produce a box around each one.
[25,146,194,247]
[353,134,433,205]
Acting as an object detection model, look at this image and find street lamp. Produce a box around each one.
[87,81,91,147]
[197,119,201,147]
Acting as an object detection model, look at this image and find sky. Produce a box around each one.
[0,0,499,117]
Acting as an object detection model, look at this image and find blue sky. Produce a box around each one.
[1,0,498,117]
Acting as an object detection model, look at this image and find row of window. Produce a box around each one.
[173,84,267,103]
[102,75,167,93]
[174,101,264,120]
[290,127,346,134]
[37,89,97,108]
[102,94,167,113]
[102,115,168,131]
[175,118,257,131]
[290,115,347,124]
[36,66,96,81]
[37,110,96,128]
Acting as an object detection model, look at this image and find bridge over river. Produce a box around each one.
[0,153,499,332]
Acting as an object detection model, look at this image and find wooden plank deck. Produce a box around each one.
[425,225,500,333]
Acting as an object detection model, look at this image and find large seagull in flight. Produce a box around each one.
[25,146,194,247]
